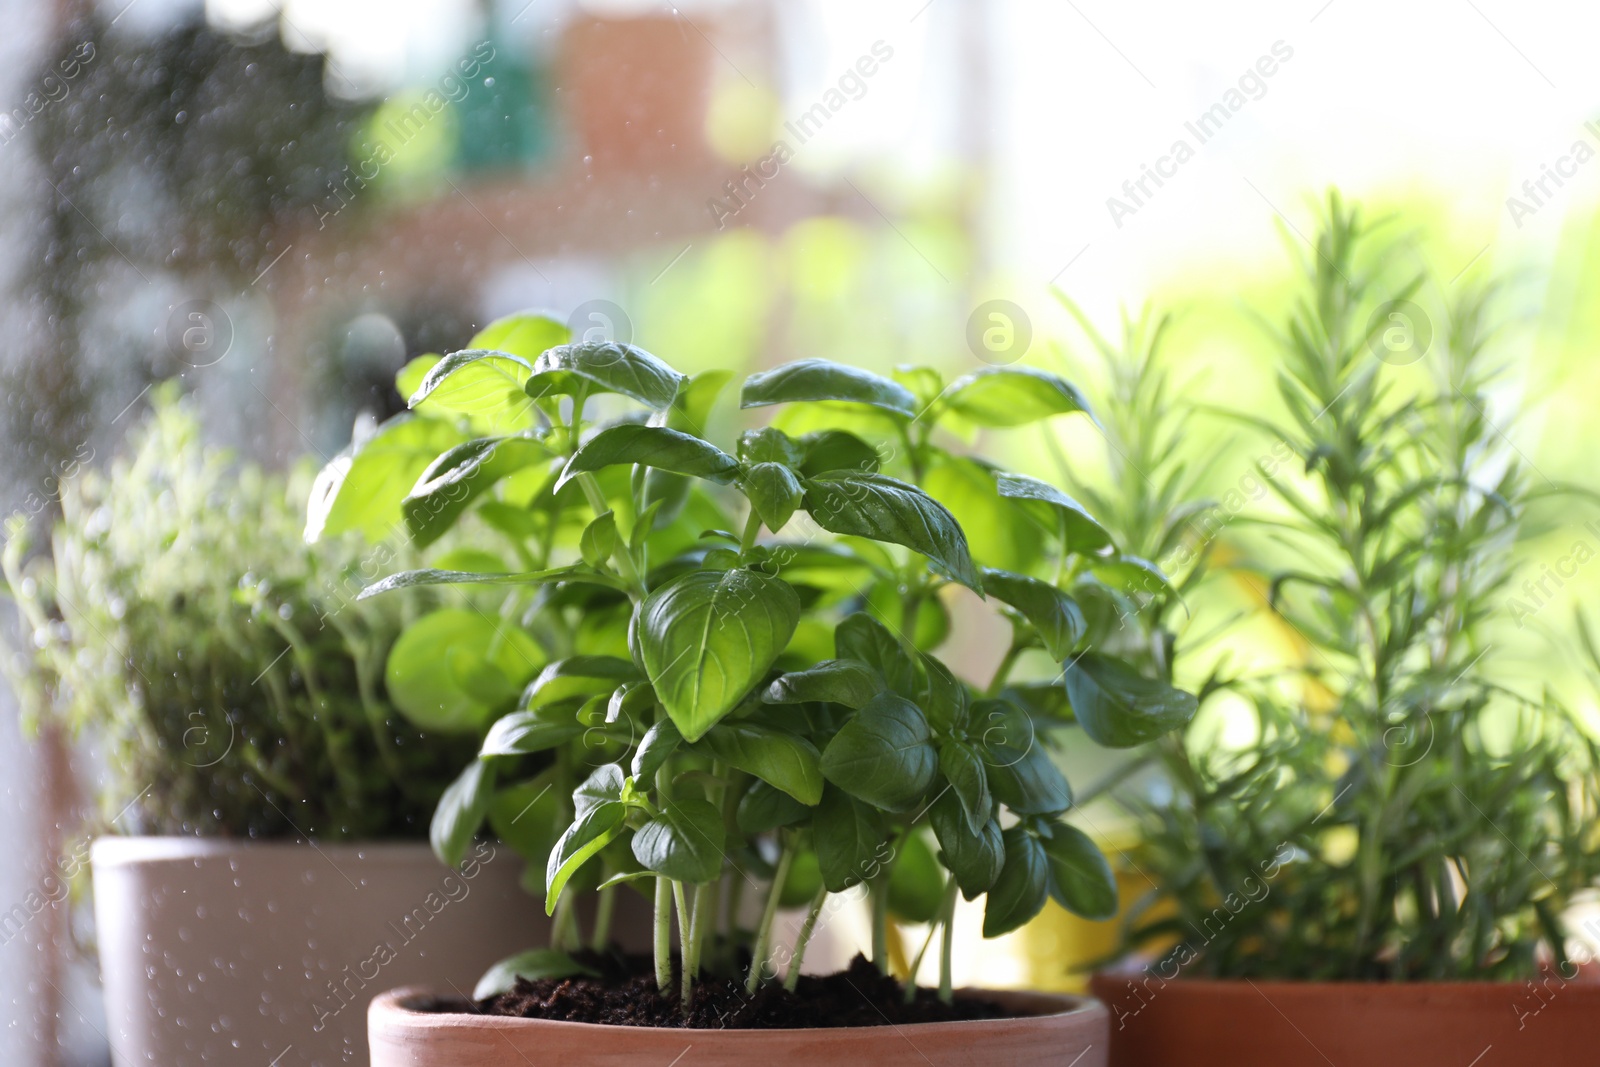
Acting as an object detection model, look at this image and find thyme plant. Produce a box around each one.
[306,314,1198,1007]
[1,390,468,838]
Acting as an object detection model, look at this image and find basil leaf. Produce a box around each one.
[560,424,740,488]
[385,609,543,733]
[915,653,970,733]
[834,613,917,696]
[668,369,733,434]
[929,790,1003,900]
[396,354,440,400]
[738,427,804,466]
[467,310,569,362]
[521,656,641,711]
[798,430,880,476]
[572,762,626,818]
[632,796,725,883]
[887,832,944,924]
[736,779,810,835]
[763,660,883,709]
[981,569,1086,659]
[742,461,805,532]
[432,760,497,868]
[814,786,887,892]
[473,948,597,1000]
[922,456,1039,574]
[480,707,584,757]
[1042,821,1117,920]
[631,718,682,783]
[803,472,982,592]
[741,359,917,417]
[544,801,624,914]
[636,569,801,742]
[1089,555,1177,601]
[305,413,467,543]
[525,341,685,411]
[409,349,536,424]
[938,740,991,834]
[1063,653,1197,748]
[580,511,617,569]
[994,472,1115,554]
[943,367,1093,427]
[978,699,1072,815]
[487,772,563,864]
[819,692,937,811]
[403,435,551,548]
[359,564,624,599]
[702,722,823,804]
[982,828,1049,937]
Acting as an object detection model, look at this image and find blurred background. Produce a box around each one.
[5,0,1600,1062]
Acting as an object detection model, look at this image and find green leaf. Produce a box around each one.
[385,609,544,733]
[819,692,937,811]
[487,772,563,864]
[942,367,1094,428]
[798,429,881,476]
[741,359,918,417]
[305,413,467,543]
[742,462,805,532]
[738,427,803,466]
[994,473,1114,554]
[981,569,1086,659]
[915,653,970,733]
[939,740,991,834]
[1090,556,1177,601]
[473,948,597,1000]
[977,700,1072,815]
[544,802,625,914]
[396,354,441,401]
[432,760,497,868]
[779,849,824,907]
[636,569,801,742]
[525,342,685,411]
[814,785,886,892]
[359,564,623,599]
[929,790,1003,899]
[667,369,733,435]
[983,828,1049,937]
[1062,653,1197,748]
[887,832,944,924]
[763,660,883,709]
[468,310,570,362]
[632,796,725,883]
[571,762,627,817]
[632,719,682,783]
[525,658,637,716]
[580,511,617,569]
[803,472,983,592]
[702,723,823,804]
[402,434,551,548]
[736,779,810,835]
[409,349,535,425]
[1041,822,1117,920]
[922,456,1038,573]
[480,707,584,757]
[834,613,917,696]
[561,424,739,488]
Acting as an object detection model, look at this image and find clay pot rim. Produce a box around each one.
[1089,971,1600,994]
[90,835,442,867]
[372,984,1106,1037]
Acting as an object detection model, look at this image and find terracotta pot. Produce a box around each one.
[368,985,1109,1066]
[1090,971,1600,1066]
[92,837,558,1067]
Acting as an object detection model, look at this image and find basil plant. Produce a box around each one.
[306,311,1197,1007]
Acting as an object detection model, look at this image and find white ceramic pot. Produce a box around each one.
[91,837,550,1066]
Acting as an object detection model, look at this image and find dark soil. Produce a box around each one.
[468,952,1012,1029]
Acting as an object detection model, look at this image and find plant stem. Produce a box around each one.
[592,884,616,952]
[870,877,890,974]
[738,509,763,558]
[938,873,959,1005]
[986,639,1023,698]
[575,471,646,595]
[686,880,715,1001]
[746,840,794,994]
[673,880,692,1005]
[784,885,829,992]
[653,876,673,993]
